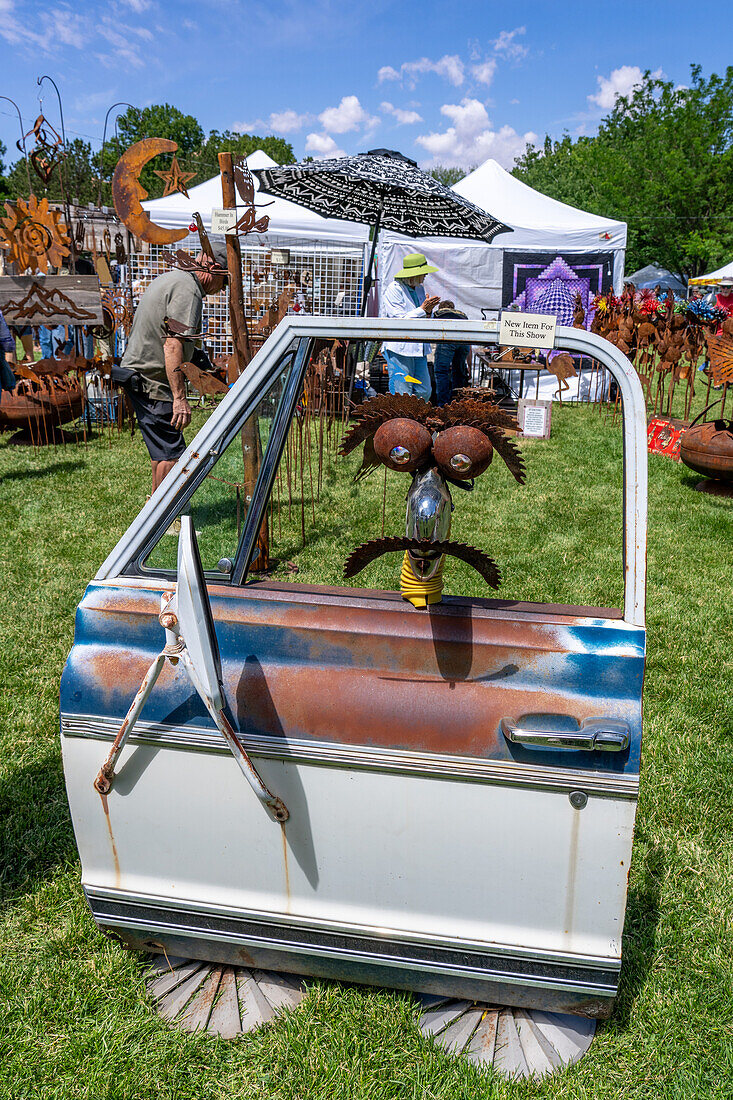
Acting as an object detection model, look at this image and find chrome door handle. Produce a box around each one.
[500,717,630,752]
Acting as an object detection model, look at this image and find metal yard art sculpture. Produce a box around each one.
[340,394,525,607]
[589,285,729,420]
[0,194,70,274]
[20,112,64,186]
[588,283,733,490]
[0,360,84,442]
[111,138,189,245]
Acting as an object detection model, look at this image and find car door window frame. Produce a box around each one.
[99,318,646,629]
[123,342,305,581]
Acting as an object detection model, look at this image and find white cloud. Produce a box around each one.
[377,65,400,82]
[120,0,151,11]
[380,101,422,125]
[416,97,537,169]
[318,95,377,134]
[471,58,497,86]
[0,1,153,65]
[588,65,662,109]
[268,109,309,133]
[234,109,311,134]
[377,54,464,89]
[491,27,528,60]
[305,132,346,159]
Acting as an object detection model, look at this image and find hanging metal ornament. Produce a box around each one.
[114,231,126,264]
[20,114,65,185]
[0,194,70,273]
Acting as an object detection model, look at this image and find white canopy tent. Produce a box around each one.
[378,157,627,403]
[689,260,733,287]
[134,150,370,355]
[142,149,369,245]
[378,157,627,320]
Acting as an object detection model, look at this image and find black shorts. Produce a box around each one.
[124,387,186,463]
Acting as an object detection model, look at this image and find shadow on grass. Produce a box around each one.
[0,746,76,908]
[611,837,665,1029]
[0,460,86,482]
[679,469,733,502]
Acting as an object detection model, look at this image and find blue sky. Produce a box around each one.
[0,0,730,173]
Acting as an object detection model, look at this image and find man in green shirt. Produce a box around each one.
[120,241,228,491]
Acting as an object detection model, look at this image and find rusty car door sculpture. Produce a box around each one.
[61,316,647,1020]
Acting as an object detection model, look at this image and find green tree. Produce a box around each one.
[4,138,98,204]
[429,165,469,187]
[513,66,733,278]
[98,103,205,201]
[96,106,294,202]
[194,130,294,178]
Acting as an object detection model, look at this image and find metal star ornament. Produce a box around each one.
[153,155,195,197]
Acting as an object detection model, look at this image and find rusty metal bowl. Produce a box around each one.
[0,375,83,435]
[679,419,733,483]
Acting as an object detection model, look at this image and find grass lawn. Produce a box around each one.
[1,389,732,1099]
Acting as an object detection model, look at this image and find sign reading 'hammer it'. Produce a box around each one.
[499,311,557,348]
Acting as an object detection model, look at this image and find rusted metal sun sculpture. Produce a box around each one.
[0,194,70,273]
[340,394,525,607]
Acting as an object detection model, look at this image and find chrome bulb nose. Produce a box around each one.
[389,445,412,465]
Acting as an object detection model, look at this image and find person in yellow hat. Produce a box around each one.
[381,252,440,398]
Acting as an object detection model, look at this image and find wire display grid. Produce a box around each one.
[129,234,366,360]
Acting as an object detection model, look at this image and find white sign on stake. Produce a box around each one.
[210,208,238,235]
[518,399,552,439]
[499,311,557,348]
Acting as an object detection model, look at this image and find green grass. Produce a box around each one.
[1,394,732,1099]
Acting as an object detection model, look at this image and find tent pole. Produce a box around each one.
[360,200,383,318]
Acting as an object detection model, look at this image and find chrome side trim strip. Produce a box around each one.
[62,712,639,799]
[86,884,621,971]
[85,887,620,997]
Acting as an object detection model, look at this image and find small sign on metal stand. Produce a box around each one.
[499,311,556,349]
[517,398,552,439]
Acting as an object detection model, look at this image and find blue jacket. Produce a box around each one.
[0,310,15,354]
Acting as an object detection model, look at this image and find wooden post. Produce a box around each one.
[218,151,268,571]
[218,152,251,370]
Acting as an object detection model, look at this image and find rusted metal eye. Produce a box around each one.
[433,426,493,479]
[373,419,433,472]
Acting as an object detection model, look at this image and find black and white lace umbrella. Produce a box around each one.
[254,149,511,312]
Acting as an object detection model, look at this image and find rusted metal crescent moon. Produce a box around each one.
[112,138,189,246]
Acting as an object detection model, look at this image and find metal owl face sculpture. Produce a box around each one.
[340,394,526,607]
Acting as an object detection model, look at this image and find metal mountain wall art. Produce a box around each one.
[0,275,103,326]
